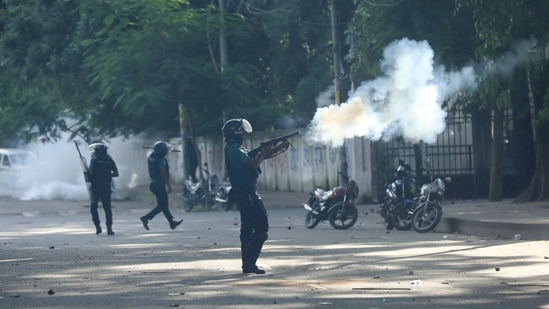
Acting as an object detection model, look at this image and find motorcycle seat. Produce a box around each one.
[315,189,332,201]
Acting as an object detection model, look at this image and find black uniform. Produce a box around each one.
[225,140,269,274]
[89,147,119,235]
[140,142,183,231]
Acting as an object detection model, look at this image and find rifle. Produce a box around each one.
[74,141,93,200]
[248,130,300,159]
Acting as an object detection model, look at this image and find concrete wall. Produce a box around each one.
[121,133,374,202]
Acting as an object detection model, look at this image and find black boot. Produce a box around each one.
[140,216,150,230]
[241,232,268,274]
[170,219,183,230]
[107,226,115,235]
[95,225,102,235]
[242,264,266,274]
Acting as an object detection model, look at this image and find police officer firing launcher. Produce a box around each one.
[222,118,297,274]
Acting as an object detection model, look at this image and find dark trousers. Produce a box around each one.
[235,186,269,267]
[143,182,174,222]
[90,186,113,227]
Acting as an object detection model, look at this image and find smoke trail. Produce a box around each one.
[307,38,478,146]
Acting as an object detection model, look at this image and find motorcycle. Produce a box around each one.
[180,163,218,212]
[214,177,235,211]
[411,159,451,233]
[379,159,418,231]
[303,172,359,230]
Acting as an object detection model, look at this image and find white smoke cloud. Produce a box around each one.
[13,134,147,201]
[315,85,335,108]
[307,38,478,146]
[483,38,541,77]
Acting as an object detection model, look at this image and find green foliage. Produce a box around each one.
[220,0,343,124]
[456,0,549,126]
[347,0,478,78]
[0,0,354,143]
[0,0,81,143]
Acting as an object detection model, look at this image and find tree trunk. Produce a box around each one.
[515,67,549,202]
[515,126,549,202]
[511,102,535,192]
[488,105,503,201]
[471,107,491,198]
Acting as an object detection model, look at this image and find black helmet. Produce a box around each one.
[153,141,174,152]
[89,142,107,156]
[396,159,411,179]
[222,118,253,142]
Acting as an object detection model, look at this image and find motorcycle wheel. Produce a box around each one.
[305,211,321,229]
[380,201,394,230]
[196,188,207,207]
[392,209,412,231]
[412,203,442,233]
[180,191,195,212]
[215,188,229,211]
[328,205,358,230]
[384,216,394,230]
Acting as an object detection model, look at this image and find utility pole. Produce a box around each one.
[330,0,348,183]
[218,0,228,72]
[330,0,342,106]
[219,0,229,178]
[179,103,187,181]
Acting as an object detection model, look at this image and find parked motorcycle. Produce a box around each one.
[214,177,235,211]
[379,159,417,231]
[180,163,218,212]
[303,172,359,230]
[411,159,451,233]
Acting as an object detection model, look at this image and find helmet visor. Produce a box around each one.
[89,143,106,151]
[241,119,253,133]
[164,142,175,152]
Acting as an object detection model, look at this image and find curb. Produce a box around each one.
[437,218,549,241]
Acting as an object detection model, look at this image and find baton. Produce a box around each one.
[142,146,181,152]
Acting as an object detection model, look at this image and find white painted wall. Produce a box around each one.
[127,133,374,202]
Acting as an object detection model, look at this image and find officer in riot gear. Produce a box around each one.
[222,118,289,274]
[140,141,183,231]
[88,142,119,235]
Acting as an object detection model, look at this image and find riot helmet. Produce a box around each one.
[153,141,174,153]
[89,142,108,157]
[222,118,253,143]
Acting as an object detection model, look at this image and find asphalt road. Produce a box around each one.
[1,200,548,309]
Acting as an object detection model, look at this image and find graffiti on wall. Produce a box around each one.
[290,148,299,171]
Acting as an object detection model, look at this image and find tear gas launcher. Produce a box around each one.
[248,131,300,159]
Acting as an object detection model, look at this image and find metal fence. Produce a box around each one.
[381,105,474,176]
[376,105,518,199]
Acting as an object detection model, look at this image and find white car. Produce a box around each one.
[0,148,37,191]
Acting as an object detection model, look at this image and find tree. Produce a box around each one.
[345,0,481,181]
[456,0,549,201]
[0,0,359,144]
[0,0,83,143]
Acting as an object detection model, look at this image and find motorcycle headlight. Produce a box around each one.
[434,178,445,195]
